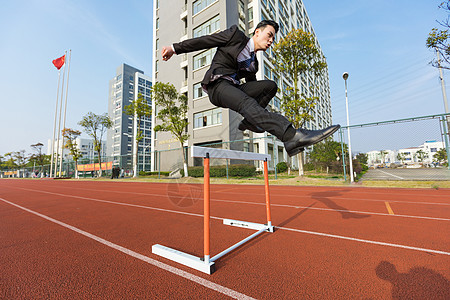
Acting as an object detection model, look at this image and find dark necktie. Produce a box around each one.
[240,51,255,70]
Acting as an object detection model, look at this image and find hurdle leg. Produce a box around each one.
[264,159,274,232]
[203,153,210,263]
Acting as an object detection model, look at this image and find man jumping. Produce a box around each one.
[161,20,339,157]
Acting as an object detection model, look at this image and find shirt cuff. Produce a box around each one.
[171,45,176,55]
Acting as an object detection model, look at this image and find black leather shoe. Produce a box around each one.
[284,125,340,156]
[238,119,265,133]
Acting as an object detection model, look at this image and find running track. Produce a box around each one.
[1,179,449,299]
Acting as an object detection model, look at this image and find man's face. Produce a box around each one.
[253,25,276,51]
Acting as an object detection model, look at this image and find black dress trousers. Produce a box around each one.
[207,79,292,141]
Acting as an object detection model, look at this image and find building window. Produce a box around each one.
[193,0,217,15]
[194,108,222,128]
[193,82,205,99]
[264,65,272,80]
[238,1,245,21]
[194,48,215,70]
[193,15,220,38]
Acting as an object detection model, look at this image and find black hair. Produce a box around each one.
[254,20,279,34]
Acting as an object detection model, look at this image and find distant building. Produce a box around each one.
[398,140,444,165]
[367,150,397,167]
[367,140,445,167]
[106,64,152,172]
[47,138,106,161]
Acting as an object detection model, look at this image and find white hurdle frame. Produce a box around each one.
[152,146,274,274]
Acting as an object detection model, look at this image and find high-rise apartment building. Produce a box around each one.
[152,0,332,171]
[107,64,152,172]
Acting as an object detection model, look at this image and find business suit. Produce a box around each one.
[173,25,292,140]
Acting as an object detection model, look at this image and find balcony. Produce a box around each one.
[180,80,188,93]
[180,54,188,68]
[180,27,188,41]
[180,4,187,20]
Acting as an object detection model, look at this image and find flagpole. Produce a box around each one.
[55,50,67,177]
[50,69,62,178]
[59,49,71,178]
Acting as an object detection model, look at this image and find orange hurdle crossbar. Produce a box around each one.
[152,146,274,274]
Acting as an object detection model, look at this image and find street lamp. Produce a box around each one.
[343,72,354,182]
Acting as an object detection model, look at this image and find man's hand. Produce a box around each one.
[161,46,175,61]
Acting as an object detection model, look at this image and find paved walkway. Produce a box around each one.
[362,168,450,181]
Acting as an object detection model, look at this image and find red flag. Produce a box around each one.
[52,55,66,70]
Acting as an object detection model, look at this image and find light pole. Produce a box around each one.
[343,72,354,182]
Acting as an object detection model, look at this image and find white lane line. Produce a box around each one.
[7,189,450,256]
[15,187,450,221]
[0,197,255,300]
[281,227,450,256]
[377,169,405,180]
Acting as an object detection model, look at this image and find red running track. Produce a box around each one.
[1,179,449,299]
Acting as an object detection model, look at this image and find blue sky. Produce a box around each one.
[0,0,447,155]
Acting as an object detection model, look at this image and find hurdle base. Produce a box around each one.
[223,219,274,233]
[152,244,215,274]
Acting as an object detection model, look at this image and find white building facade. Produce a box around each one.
[366,140,445,167]
[47,138,106,161]
[398,140,445,166]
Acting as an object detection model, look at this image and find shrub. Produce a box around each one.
[304,163,315,171]
[276,161,288,173]
[228,164,256,177]
[182,164,256,177]
[139,171,170,176]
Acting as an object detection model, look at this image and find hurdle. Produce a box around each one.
[152,146,274,274]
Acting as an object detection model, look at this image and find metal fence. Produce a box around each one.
[338,113,450,181]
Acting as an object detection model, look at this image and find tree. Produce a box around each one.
[152,82,190,177]
[62,128,83,178]
[356,153,368,165]
[433,148,448,165]
[125,93,152,177]
[78,112,113,177]
[427,1,450,69]
[416,149,428,165]
[14,150,28,170]
[271,29,327,176]
[3,152,16,170]
[307,138,342,173]
[397,152,406,165]
[30,142,48,177]
[379,150,388,165]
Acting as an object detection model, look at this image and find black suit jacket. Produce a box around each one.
[173,25,258,86]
